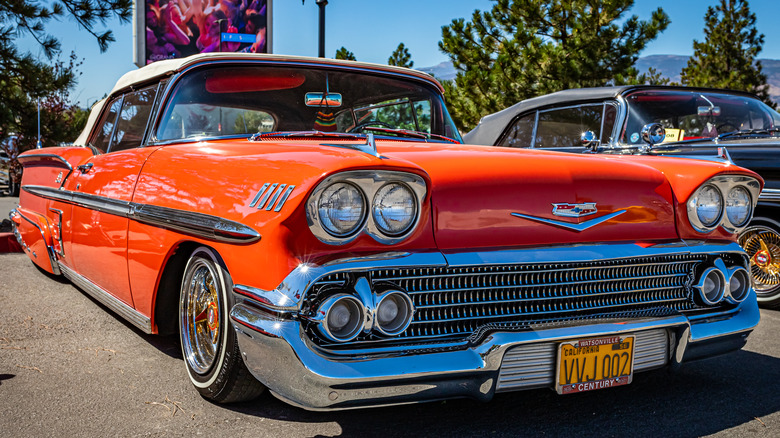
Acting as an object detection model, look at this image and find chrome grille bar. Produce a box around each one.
[308,254,704,345]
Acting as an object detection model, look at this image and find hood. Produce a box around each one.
[375,143,679,251]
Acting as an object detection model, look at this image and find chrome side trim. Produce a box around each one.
[249,183,271,208]
[265,184,286,211]
[17,154,73,171]
[131,204,261,243]
[758,187,780,203]
[14,208,61,275]
[48,208,64,256]
[22,185,261,243]
[59,262,152,334]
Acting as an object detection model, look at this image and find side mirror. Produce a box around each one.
[580,131,599,150]
[641,123,666,146]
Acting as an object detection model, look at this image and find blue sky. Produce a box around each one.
[16,0,780,106]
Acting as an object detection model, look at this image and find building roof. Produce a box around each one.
[462,85,757,146]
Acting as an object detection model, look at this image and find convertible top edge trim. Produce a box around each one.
[59,262,153,333]
[22,185,261,244]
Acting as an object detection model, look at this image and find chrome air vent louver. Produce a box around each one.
[303,253,744,349]
[249,183,296,212]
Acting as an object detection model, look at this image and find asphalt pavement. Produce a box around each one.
[1,194,779,437]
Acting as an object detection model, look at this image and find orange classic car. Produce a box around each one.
[10,53,764,410]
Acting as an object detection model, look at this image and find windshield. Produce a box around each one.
[156,65,461,142]
[621,90,780,145]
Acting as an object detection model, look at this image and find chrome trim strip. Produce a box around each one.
[274,185,295,212]
[17,154,73,171]
[234,242,745,312]
[59,262,152,333]
[14,208,61,275]
[257,183,278,209]
[266,184,286,211]
[23,185,261,243]
[48,208,64,256]
[249,183,271,208]
[511,209,627,232]
[758,187,780,202]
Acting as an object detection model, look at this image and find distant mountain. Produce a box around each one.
[418,55,780,103]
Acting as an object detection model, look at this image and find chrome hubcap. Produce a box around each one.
[739,226,780,295]
[181,260,221,375]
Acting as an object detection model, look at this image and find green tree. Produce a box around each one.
[680,0,773,107]
[439,0,670,131]
[388,43,413,68]
[0,0,131,193]
[335,46,356,61]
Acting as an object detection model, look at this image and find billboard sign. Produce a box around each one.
[134,0,273,67]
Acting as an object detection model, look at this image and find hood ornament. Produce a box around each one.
[512,202,627,232]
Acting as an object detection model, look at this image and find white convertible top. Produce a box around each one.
[109,52,442,95]
[72,53,443,147]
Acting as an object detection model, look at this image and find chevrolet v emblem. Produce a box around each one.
[511,209,627,232]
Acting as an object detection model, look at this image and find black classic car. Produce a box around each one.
[464,85,780,308]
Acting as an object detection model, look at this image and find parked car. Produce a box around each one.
[11,55,763,410]
[464,85,780,308]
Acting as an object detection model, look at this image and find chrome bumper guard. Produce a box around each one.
[230,243,760,410]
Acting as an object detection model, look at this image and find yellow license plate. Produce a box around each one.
[555,335,635,394]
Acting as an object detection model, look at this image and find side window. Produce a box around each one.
[91,98,122,153]
[109,86,157,153]
[499,113,535,148]
[601,104,618,143]
[534,105,603,148]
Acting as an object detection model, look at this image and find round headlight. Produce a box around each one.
[694,184,723,228]
[725,186,752,227]
[372,183,417,236]
[318,183,366,237]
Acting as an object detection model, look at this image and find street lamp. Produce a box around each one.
[303,0,328,57]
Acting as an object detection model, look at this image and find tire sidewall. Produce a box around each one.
[179,246,236,393]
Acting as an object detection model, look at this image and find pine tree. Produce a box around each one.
[439,0,669,131]
[388,43,413,68]
[680,0,774,108]
[335,47,356,61]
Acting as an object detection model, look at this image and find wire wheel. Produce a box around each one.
[180,257,222,375]
[739,225,780,297]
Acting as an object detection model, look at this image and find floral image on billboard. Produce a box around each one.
[146,0,268,64]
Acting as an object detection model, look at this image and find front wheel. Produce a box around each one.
[179,246,265,402]
[738,219,780,308]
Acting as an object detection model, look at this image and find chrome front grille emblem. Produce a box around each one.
[250,183,296,212]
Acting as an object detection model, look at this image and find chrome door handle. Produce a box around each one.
[77,163,93,174]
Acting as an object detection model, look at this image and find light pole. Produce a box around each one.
[36,98,41,149]
[303,0,328,58]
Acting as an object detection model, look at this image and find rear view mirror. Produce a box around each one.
[305,92,342,107]
[698,106,721,116]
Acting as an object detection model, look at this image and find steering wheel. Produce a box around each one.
[347,120,393,133]
[717,123,738,134]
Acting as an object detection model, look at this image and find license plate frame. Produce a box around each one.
[555,335,635,395]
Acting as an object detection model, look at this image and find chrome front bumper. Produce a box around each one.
[229,243,760,410]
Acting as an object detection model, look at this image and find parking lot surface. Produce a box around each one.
[1,195,778,437]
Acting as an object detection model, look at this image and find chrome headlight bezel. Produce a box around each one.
[307,170,427,245]
[686,175,760,234]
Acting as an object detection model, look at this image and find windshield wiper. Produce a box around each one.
[360,126,460,143]
[249,131,364,141]
[717,128,780,140]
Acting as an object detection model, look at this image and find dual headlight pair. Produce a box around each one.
[687,175,761,234]
[306,171,427,244]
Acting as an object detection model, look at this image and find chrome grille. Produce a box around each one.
[306,254,716,346]
[496,329,670,392]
